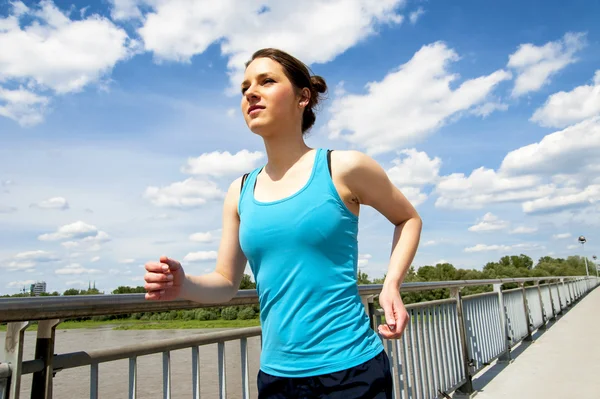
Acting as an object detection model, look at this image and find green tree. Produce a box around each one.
[239,274,256,290]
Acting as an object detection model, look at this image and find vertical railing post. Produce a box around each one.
[554,281,563,314]
[31,319,61,399]
[520,283,533,342]
[0,363,11,399]
[547,282,557,320]
[449,288,476,398]
[535,282,547,330]
[4,322,29,399]
[361,294,376,331]
[493,284,511,362]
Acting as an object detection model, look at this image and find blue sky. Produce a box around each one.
[1,0,600,294]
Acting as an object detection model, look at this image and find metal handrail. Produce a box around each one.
[0,276,585,322]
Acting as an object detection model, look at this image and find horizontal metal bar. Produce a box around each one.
[461,291,497,300]
[375,298,457,315]
[0,364,10,378]
[0,277,590,322]
[20,327,261,375]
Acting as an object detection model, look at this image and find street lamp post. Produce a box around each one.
[578,236,590,289]
[593,255,598,278]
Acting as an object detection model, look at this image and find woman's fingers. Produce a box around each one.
[145,290,164,300]
[144,272,173,283]
[144,281,173,291]
[146,261,168,273]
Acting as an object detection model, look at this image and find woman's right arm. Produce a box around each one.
[144,177,248,303]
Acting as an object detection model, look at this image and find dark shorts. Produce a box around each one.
[257,350,393,399]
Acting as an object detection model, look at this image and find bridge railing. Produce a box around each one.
[0,276,597,399]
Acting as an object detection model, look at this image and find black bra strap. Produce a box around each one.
[327,149,333,177]
[240,173,249,193]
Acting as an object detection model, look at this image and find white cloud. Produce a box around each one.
[0,86,49,127]
[109,0,143,20]
[358,259,369,268]
[226,108,236,118]
[38,221,98,241]
[119,258,136,264]
[30,196,69,210]
[501,117,600,178]
[522,185,600,214]
[464,244,512,253]
[90,256,100,263]
[189,232,214,243]
[386,149,440,206]
[65,280,88,286]
[328,42,511,154]
[55,263,101,275]
[4,250,60,270]
[1,179,15,193]
[567,244,579,250]
[0,0,136,125]
[61,241,80,249]
[507,32,586,97]
[183,250,218,262]
[144,178,225,208]
[553,233,571,239]
[182,150,264,177]
[435,167,551,209]
[131,0,406,90]
[470,102,509,118]
[468,212,509,232]
[422,240,437,247]
[359,254,372,259]
[436,117,600,212]
[409,7,425,24]
[531,70,600,128]
[7,280,36,288]
[510,226,538,234]
[464,242,543,253]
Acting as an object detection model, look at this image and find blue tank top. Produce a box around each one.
[238,148,383,377]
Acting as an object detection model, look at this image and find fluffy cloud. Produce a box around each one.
[522,185,600,214]
[7,280,36,288]
[0,1,135,125]
[531,70,600,128]
[553,233,571,239]
[409,7,425,24]
[434,167,551,209]
[468,212,509,232]
[30,196,69,210]
[358,253,372,268]
[55,263,101,275]
[501,117,600,178]
[38,221,99,241]
[0,87,49,127]
[189,232,214,243]
[507,32,586,97]
[4,250,60,270]
[436,117,600,213]
[183,251,218,262]
[510,226,538,234]
[464,242,544,253]
[144,178,225,208]
[182,150,264,177]
[386,149,440,206]
[328,42,511,154]
[117,0,405,90]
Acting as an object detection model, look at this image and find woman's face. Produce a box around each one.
[241,57,304,136]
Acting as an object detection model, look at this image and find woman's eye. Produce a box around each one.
[241,87,248,94]
[263,78,274,84]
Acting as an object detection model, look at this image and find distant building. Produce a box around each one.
[30,281,47,296]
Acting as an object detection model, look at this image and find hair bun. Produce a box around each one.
[310,75,327,94]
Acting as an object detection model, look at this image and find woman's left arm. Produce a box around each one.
[342,151,423,339]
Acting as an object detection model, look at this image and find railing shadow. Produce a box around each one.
[470,285,596,394]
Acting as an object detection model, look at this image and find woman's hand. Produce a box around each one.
[144,256,186,301]
[377,283,409,339]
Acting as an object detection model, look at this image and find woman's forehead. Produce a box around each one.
[244,58,284,79]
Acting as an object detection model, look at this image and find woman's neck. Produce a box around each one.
[262,132,312,178]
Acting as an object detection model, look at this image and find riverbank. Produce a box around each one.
[0,318,261,331]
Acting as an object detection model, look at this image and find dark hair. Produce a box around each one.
[246,48,328,134]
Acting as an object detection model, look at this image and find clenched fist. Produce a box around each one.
[144,256,185,301]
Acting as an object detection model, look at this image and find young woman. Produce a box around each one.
[144,48,422,398]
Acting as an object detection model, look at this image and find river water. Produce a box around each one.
[0,327,262,399]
